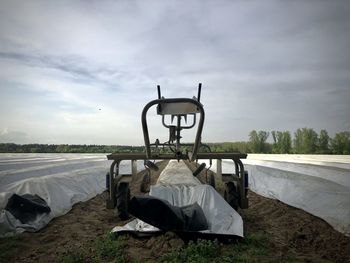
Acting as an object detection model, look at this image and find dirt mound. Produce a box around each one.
[2,160,349,262]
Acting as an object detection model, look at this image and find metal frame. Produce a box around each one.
[106,153,248,209]
[106,84,249,210]
[142,97,205,162]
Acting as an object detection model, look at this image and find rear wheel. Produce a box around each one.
[140,171,151,193]
[116,182,130,220]
[106,172,111,191]
[224,182,239,211]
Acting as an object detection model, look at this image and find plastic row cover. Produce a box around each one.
[112,160,243,237]
[200,155,350,236]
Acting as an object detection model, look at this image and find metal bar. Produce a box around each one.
[107,152,247,161]
[216,159,222,178]
[234,161,239,177]
[157,85,161,99]
[108,160,119,208]
[197,152,247,160]
[197,83,202,102]
[131,160,137,182]
[237,159,248,209]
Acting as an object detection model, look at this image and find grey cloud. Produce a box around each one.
[0,0,349,144]
[0,130,29,144]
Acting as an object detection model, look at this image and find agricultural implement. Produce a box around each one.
[106,84,249,223]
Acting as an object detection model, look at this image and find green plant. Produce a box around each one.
[95,233,128,262]
[161,239,220,263]
[221,232,271,263]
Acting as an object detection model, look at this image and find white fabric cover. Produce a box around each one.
[156,160,202,186]
[112,160,243,237]
[207,154,350,236]
[0,154,144,236]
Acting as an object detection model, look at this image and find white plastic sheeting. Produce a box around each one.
[1,153,349,237]
[156,160,202,186]
[201,154,350,236]
[112,160,243,237]
[0,154,144,236]
[243,155,350,236]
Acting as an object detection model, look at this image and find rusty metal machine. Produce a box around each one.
[106,83,248,220]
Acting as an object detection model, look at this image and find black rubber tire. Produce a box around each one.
[106,172,111,191]
[208,173,215,189]
[224,182,239,211]
[140,172,151,193]
[116,182,130,220]
[244,170,249,197]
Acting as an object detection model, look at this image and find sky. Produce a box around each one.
[0,0,349,145]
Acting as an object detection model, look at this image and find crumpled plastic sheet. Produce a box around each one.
[112,160,243,237]
[0,154,115,236]
[202,155,350,236]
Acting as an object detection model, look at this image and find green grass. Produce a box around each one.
[95,233,128,262]
[221,232,271,263]
[62,233,128,263]
[2,230,272,263]
[160,232,271,263]
[161,239,220,263]
[0,235,23,263]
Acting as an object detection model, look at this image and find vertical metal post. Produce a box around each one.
[131,160,137,181]
[237,160,248,208]
[197,83,202,102]
[216,159,222,178]
[107,160,119,208]
[176,115,182,152]
[157,85,161,99]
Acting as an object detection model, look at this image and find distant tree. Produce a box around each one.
[258,131,270,153]
[281,131,292,153]
[293,128,318,154]
[318,129,330,154]
[293,128,303,153]
[303,128,318,154]
[249,130,269,153]
[272,131,291,153]
[331,132,350,154]
[249,130,260,153]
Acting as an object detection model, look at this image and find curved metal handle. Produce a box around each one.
[141,98,205,161]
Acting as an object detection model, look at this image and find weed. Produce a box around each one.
[160,232,271,263]
[60,233,128,263]
[95,233,128,263]
[161,239,220,263]
[221,232,271,262]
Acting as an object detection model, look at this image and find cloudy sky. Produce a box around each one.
[0,0,349,145]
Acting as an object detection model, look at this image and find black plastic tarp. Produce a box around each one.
[5,194,51,224]
[129,195,208,232]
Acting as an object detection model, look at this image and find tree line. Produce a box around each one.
[0,128,349,154]
[248,128,350,154]
[0,144,144,153]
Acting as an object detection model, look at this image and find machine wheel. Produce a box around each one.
[244,170,249,197]
[208,173,215,189]
[140,171,151,193]
[116,182,130,220]
[224,182,239,211]
[106,172,110,191]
